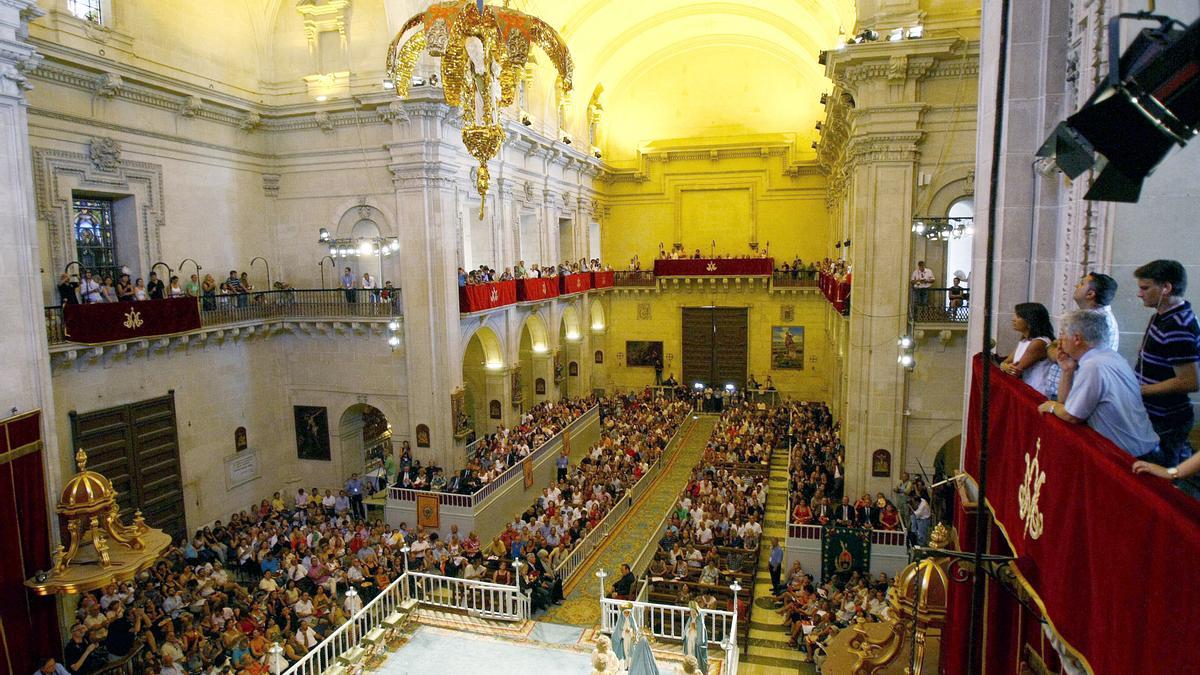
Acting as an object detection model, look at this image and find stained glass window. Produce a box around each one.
[67,0,103,24]
[73,197,119,280]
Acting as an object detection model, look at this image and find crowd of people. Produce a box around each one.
[405,397,596,494]
[773,564,895,663]
[49,389,691,673]
[487,390,692,613]
[55,268,315,312]
[994,260,1200,499]
[458,258,609,286]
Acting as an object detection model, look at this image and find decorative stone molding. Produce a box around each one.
[296,0,352,48]
[87,137,121,171]
[262,174,280,198]
[32,146,166,274]
[377,101,409,123]
[314,111,334,132]
[238,111,262,131]
[178,95,202,118]
[92,72,122,98]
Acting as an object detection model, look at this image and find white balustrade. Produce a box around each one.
[405,571,529,621]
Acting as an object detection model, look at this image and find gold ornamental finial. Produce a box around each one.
[929,522,950,549]
[75,448,88,472]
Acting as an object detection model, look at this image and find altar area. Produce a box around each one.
[377,625,594,675]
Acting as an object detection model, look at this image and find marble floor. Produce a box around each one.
[380,625,593,674]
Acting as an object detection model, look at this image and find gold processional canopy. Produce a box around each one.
[386,0,574,219]
[26,449,170,596]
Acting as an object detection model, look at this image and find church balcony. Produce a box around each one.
[909,287,970,328]
[608,267,820,295]
[44,289,401,364]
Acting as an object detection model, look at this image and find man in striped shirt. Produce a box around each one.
[1134,260,1200,468]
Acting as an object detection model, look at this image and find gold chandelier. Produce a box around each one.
[386,0,574,219]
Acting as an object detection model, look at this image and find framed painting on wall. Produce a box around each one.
[293,406,331,461]
[771,326,805,370]
[625,340,663,367]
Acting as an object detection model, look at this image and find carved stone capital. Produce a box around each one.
[262,174,280,198]
[314,111,334,132]
[238,111,262,131]
[378,100,409,123]
[93,72,122,98]
[179,95,203,118]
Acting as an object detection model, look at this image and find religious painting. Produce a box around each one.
[234,426,247,452]
[452,388,471,439]
[821,526,871,582]
[511,370,523,404]
[771,326,805,370]
[535,378,546,395]
[415,424,430,448]
[293,406,331,461]
[595,350,604,364]
[569,361,579,376]
[416,493,439,529]
[626,340,663,367]
[523,458,534,489]
[637,303,652,320]
[872,449,892,477]
[489,400,502,419]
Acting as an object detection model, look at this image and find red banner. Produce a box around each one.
[63,298,201,344]
[818,271,851,314]
[459,280,517,313]
[592,271,614,288]
[956,357,1200,675]
[559,273,592,294]
[516,277,559,302]
[653,257,773,276]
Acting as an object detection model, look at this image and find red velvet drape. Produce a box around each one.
[0,411,59,674]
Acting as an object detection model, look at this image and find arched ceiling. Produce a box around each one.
[377,0,855,160]
[524,0,856,161]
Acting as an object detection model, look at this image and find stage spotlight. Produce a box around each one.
[1037,13,1200,202]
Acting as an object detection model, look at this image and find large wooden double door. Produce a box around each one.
[681,307,748,389]
[69,392,187,541]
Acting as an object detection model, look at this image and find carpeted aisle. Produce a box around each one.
[540,415,717,626]
[740,448,815,674]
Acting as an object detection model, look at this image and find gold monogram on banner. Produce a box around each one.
[123,309,143,330]
[386,0,574,219]
[1018,439,1046,540]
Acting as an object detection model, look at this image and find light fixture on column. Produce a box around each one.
[386,0,574,219]
[911,217,974,241]
[898,335,916,371]
[319,231,401,259]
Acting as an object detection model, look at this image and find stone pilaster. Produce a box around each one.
[0,0,62,523]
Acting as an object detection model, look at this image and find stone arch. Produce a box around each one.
[917,423,965,476]
[589,299,606,332]
[336,402,392,487]
[924,166,975,218]
[560,304,582,341]
[463,324,505,368]
[517,312,551,407]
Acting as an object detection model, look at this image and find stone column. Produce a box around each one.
[387,114,467,469]
[825,40,961,497]
[0,0,62,518]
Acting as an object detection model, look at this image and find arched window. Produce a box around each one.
[945,198,974,285]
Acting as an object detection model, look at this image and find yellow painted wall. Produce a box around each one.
[606,289,835,403]
[601,151,830,268]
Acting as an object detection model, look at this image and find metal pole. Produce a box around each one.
[251,256,272,290]
[968,0,1012,672]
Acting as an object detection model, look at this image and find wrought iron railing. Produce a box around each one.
[771,271,819,287]
[44,288,402,346]
[613,270,656,287]
[910,287,970,323]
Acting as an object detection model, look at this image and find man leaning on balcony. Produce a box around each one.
[1038,310,1164,464]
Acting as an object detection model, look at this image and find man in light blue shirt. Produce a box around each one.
[768,538,784,593]
[346,473,365,520]
[1039,310,1163,461]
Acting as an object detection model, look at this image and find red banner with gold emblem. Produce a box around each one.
[63,298,201,344]
[954,356,1200,674]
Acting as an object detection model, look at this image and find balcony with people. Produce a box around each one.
[46,264,401,348]
[457,258,613,314]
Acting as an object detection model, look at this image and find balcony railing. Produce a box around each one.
[771,271,819,287]
[614,270,657,287]
[44,288,401,346]
[910,287,970,323]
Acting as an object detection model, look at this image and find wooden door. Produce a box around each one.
[681,307,748,388]
[70,392,186,541]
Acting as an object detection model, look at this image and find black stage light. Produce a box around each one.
[1037,13,1200,202]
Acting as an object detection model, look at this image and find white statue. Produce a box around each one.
[591,635,619,674]
[674,655,700,675]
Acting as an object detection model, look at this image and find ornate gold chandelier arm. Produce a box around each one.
[527,17,574,93]
[388,30,427,99]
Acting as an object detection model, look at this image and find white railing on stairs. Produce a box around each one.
[599,597,739,675]
[283,569,528,675]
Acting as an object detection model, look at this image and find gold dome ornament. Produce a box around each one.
[386,0,574,219]
[26,449,170,596]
